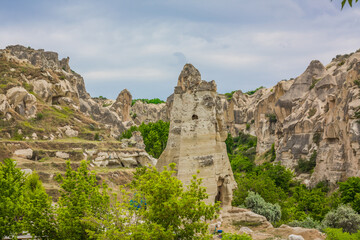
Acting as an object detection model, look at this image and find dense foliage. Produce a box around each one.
[131,98,165,106]
[245,191,281,222]
[120,120,170,158]
[1,160,219,239]
[322,205,360,233]
[86,163,220,240]
[225,131,360,229]
[0,159,55,239]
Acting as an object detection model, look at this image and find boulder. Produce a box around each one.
[13,148,33,159]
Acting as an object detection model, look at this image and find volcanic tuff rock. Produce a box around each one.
[111,89,132,122]
[156,64,236,206]
[0,45,126,138]
[222,51,360,187]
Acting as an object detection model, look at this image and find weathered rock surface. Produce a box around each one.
[221,51,360,187]
[131,101,168,124]
[0,45,126,138]
[111,89,132,122]
[156,64,236,206]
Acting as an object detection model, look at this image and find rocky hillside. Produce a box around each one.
[0,45,157,199]
[222,51,360,187]
[1,44,360,189]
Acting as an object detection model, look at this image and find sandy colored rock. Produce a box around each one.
[111,89,132,122]
[14,148,33,159]
[156,64,236,206]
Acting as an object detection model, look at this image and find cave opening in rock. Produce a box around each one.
[192,114,198,120]
[215,177,225,203]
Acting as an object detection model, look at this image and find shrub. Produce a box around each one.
[222,233,253,240]
[354,79,360,87]
[94,133,100,141]
[322,205,360,233]
[225,90,236,100]
[233,174,286,208]
[288,216,320,229]
[295,151,317,173]
[119,121,170,158]
[244,191,281,222]
[308,108,317,118]
[339,177,360,213]
[131,98,165,106]
[313,132,321,145]
[310,77,321,90]
[59,75,65,80]
[266,113,277,123]
[246,123,250,130]
[245,86,264,95]
[35,113,43,121]
[324,228,360,240]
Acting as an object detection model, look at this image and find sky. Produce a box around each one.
[1,0,360,100]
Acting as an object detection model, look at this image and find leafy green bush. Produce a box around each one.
[266,113,277,123]
[88,164,220,240]
[313,132,321,145]
[322,205,360,233]
[245,86,264,95]
[308,108,317,118]
[339,177,360,213]
[245,191,281,222]
[310,77,321,90]
[354,79,360,87]
[225,90,236,100]
[120,120,170,158]
[288,216,320,229]
[325,228,360,240]
[295,151,317,173]
[35,113,43,121]
[222,233,253,240]
[0,159,55,239]
[233,174,286,208]
[131,98,165,106]
[94,133,100,141]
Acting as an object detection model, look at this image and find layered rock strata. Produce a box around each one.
[156,64,236,206]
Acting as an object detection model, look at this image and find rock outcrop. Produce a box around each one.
[222,50,360,187]
[156,64,236,206]
[111,89,132,122]
[0,45,126,138]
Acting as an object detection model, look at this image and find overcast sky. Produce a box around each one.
[1,0,360,100]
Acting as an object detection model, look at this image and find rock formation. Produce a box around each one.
[111,89,132,122]
[0,45,126,138]
[156,64,236,206]
[222,51,360,187]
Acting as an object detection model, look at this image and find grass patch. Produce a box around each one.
[310,77,321,90]
[308,108,317,118]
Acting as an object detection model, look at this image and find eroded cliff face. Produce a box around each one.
[0,45,126,138]
[222,51,360,187]
[156,64,236,206]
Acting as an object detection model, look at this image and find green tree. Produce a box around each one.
[120,120,170,158]
[245,191,281,222]
[22,173,57,239]
[55,161,110,240]
[339,0,359,9]
[0,159,55,239]
[339,177,360,213]
[322,204,360,233]
[0,159,25,239]
[88,164,220,240]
